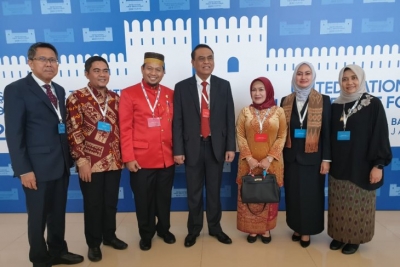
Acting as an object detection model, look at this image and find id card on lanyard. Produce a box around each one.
[254,109,270,142]
[87,86,111,132]
[49,99,65,134]
[141,82,162,128]
[201,90,210,118]
[294,102,308,139]
[337,95,361,141]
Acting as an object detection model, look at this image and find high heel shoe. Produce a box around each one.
[260,231,271,244]
[247,234,257,243]
[300,236,310,248]
[292,233,301,242]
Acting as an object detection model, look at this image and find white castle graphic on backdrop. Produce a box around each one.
[1,15,400,150]
[1,15,399,95]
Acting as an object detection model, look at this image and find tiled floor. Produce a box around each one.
[0,211,399,267]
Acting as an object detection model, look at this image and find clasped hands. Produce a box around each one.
[247,157,271,170]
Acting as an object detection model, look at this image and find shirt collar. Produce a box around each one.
[87,83,109,98]
[142,79,160,91]
[195,74,211,87]
[31,72,52,88]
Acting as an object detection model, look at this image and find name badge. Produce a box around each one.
[254,133,268,142]
[58,123,65,134]
[337,131,350,140]
[97,121,111,132]
[294,129,306,138]
[148,117,161,128]
[202,109,210,118]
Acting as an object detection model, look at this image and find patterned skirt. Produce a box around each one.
[327,175,376,244]
[237,184,279,234]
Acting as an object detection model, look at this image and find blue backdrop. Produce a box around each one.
[0,0,399,212]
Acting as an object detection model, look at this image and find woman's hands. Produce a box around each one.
[247,156,273,171]
[246,157,259,170]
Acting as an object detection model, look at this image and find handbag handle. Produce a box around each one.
[246,203,267,216]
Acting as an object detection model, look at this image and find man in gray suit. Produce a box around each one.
[173,44,236,247]
[4,42,83,267]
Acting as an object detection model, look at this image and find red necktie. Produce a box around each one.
[201,81,210,137]
[43,84,58,109]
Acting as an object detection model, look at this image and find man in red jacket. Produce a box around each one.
[119,52,175,251]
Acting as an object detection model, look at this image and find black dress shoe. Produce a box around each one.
[210,232,232,244]
[260,232,271,244]
[88,247,102,262]
[247,234,257,243]
[184,234,199,247]
[329,239,345,250]
[342,243,359,255]
[139,239,152,251]
[300,236,310,248]
[52,252,84,265]
[103,237,128,250]
[292,233,301,242]
[157,231,176,244]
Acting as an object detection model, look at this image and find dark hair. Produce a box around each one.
[191,44,214,60]
[27,42,58,60]
[85,56,109,72]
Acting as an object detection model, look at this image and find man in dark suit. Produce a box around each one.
[4,42,84,267]
[173,44,236,247]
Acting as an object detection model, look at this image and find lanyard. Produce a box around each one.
[342,95,362,130]
[51,101,63,123]
[141,82,161,117]
[87,87,109,120]
[202,92,209,107]
[201,83,210,108]
[43,84,62,123]
[255,108,270,133]
[297,102,309,129]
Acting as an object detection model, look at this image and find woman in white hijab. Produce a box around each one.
[328,64,392,254]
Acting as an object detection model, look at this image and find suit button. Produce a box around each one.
[161,129,164,132]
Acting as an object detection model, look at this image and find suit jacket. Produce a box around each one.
[4,73,72,181]
[173,75,236,166]
[119,82,175,168]
[281,94,331,165]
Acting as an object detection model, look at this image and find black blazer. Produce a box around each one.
[280,94,331,165]
[4,73,72,181]
[173,75,236,166]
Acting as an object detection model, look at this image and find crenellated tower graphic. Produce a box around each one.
[124,18,193,87]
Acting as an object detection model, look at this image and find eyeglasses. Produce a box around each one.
[31,57,59,65]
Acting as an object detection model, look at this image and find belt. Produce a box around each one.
[201,136,211,142]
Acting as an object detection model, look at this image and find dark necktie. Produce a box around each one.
[201,81,210,137]
[43,84,58,109]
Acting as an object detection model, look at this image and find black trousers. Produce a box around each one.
[130,165,175,240]
[185,138,224,235]
[79,170,122,248]
[24,174,69,267]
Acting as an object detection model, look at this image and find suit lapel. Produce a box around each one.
[210,75,218,111]
[189,76,200,115]
[26,73,59,117]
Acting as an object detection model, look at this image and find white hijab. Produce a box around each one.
[334,64,367,104]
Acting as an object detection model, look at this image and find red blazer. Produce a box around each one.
[119,81,174,168]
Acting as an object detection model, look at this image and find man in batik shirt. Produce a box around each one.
[66,56,127,262]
